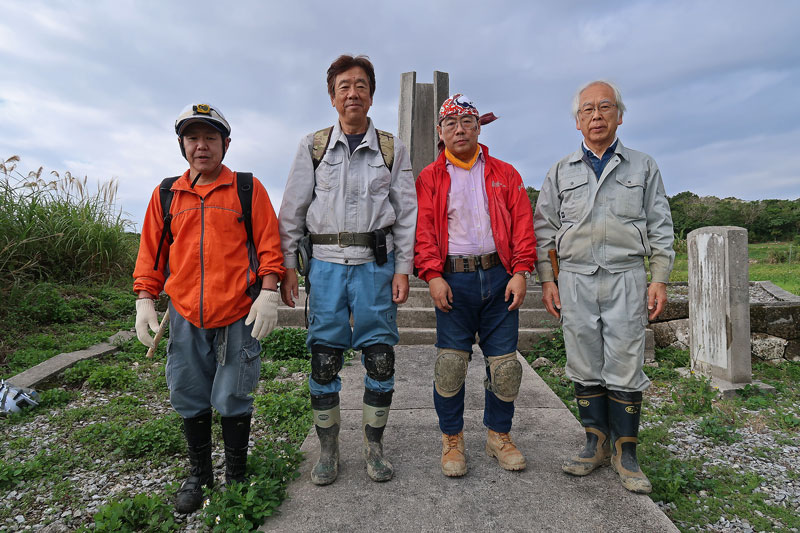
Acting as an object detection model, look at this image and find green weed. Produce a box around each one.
[671,375,717,415]
[261,327,309,361]
[254,389,312,444]
[697,408,742,444]
[85,364,137,390]
[85,492,178,532]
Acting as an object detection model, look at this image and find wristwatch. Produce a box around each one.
[515,270,531,280]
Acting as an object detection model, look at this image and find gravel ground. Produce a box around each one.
[646,389,800,533]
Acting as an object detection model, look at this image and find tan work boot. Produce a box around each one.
[486,429,526,471]
[441,432,467,477]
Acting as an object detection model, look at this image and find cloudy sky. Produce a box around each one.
[2,0,799,230]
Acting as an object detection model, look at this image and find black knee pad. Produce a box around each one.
[363,344,395,382]
[311,344,344,385]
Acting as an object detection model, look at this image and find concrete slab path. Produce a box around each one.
[260,345,677,533]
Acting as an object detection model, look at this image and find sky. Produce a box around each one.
[1,0,799,231]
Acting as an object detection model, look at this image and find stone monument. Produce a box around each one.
[398,71,449,179]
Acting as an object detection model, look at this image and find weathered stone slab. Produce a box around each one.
[751,333,788,361]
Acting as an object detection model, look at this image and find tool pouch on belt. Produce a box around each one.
[298,234,312,278]
[372,229,387,266]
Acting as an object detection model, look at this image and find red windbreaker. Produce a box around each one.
[414,144,537,282]
[133,166,284,329]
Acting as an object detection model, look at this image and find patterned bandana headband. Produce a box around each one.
[438,93,480,123]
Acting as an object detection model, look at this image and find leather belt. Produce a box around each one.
[310,226,392,248]
[444,252,501,273]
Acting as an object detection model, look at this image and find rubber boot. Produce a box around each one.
[441,431,467,477]
[562,383,610,476]
[221,413,251,485]
[311,392,340,486]
[175,413,214,514]
[486,429,526,471]
[363,389,393,482]
[608,390,652,494]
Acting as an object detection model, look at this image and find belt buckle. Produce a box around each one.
[337,232,354,247]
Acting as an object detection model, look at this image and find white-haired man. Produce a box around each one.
[534,81,674,493]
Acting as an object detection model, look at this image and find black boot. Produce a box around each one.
[311,392,340,486]
[175,413,214,514]
[608,390,652,494]
[221,413,251,485]
[363,388,393,482]
[562,383,610,476]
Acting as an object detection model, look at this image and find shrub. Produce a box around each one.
[262,328,309,361]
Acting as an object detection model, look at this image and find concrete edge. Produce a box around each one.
[755,280,800,302]
[7,330,136,389]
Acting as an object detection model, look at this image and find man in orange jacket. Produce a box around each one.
[133,103,284,513]
[415,94,536,477]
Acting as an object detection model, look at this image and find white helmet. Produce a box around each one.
[0,380,40,416]
[175,103,231,137]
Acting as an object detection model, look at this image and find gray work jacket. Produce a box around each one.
[278,119,417,274]
[534,140,674,283]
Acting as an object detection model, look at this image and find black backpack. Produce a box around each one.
[152,172,254,271]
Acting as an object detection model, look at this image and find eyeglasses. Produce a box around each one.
[441,115,478,131]
[579,103,618,117]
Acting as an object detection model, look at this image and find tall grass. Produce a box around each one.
[0,156,136,288]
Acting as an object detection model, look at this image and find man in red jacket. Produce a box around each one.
[415,94,536,477]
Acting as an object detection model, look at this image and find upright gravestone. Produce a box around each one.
[398,71,449,179]
[688,226,751,388]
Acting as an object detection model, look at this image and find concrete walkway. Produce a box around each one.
[260,344,677,533]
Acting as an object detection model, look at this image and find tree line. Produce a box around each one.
[526,188,800,243]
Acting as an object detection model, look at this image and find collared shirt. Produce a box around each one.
[446,151,496,256]
[278,119,417,274]
[582,139,618,179]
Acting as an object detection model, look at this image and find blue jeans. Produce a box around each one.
[307,254,398,396]
[434,263,518,434]
[165,302,261,418]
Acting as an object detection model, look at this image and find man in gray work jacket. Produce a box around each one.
[279,54,416,486]
[534,80,674,494]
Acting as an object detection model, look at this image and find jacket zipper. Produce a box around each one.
[199,196,205,328]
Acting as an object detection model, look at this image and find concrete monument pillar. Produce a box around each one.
[398,71,449,179]
[688,226,751,386]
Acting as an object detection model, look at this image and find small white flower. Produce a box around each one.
[238,513,244,519]
[215,516,221,524]
[203,499,210,509]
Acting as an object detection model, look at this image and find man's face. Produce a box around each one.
[180,122,229,175]
[575,82,622,149]
[330,66,373,126]
[437,114,481,161]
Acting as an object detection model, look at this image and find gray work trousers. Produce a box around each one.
[559,266,650,392]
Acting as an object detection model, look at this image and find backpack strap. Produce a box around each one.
[311,127,334,170]
[153,176,181,271]
[236,172,254,247]
[375,129,395,172]
[311,126,394,171]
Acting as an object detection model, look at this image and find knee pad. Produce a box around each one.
[434,349,470,398]
[311,344,344,385]
[485,352,523,402]
[363,344,395,382]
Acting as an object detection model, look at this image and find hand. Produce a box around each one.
[135,298,159,349]
[245,290,280,340]
[541,281,561,319]
[428,276,453,312]
[505,273,527,311]
[280,268,299,308]
[647,282,668,320]
[392,273,409,304]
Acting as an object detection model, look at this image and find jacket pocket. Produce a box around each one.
[368,160,392,196]
[612,172,645,219]
[316,154,342,191]
[557,173,589,221]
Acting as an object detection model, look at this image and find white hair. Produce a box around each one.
[571,80,626,120]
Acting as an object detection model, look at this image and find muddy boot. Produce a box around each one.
[441,431,467,477]
[363,389,393,482]
[562,383,610,476]
[175,413,214,514]
[311,393,340,486]
[486,429,526,471]
[609,390,652,494]
[221,413,251,485]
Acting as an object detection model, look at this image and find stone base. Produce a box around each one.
[675,368,775,398]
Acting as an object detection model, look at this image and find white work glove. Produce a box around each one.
[135,298,159,349]
[245,290,280,340]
